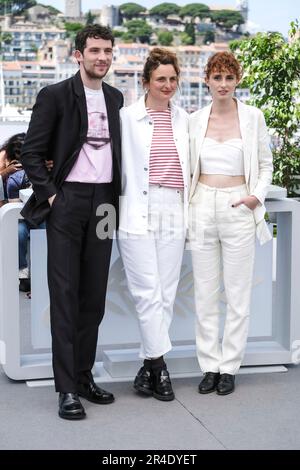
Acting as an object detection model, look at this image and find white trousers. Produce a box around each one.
[189,183,256,375]
[118,185,186,359]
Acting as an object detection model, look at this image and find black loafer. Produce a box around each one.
[198,372,220,394]
[58,392,86,420]
[78,380,114,404]
[217,374,235,395]
[134,366,153,396]
[152,368,175,401]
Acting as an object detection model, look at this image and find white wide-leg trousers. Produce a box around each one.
[189,183,256,375]
[118,186,186,359]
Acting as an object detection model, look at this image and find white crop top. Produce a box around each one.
[200,137,244,176]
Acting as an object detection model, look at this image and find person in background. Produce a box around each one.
[0,136,23,207]
[118,48,190,402]
[3,133,31,292]
[189,52,273,395]
[2,133,52,293]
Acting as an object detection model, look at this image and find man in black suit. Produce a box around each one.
[21,24,123,420]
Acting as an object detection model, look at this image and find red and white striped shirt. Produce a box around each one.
[147,108,184,189]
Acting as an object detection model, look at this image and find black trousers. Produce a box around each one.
[46,182,114,392]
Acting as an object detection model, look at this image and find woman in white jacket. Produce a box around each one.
[118,48,189,401]
[189,52,273,395]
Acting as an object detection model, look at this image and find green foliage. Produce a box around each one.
[121,32,135,43]
[150,3,180,19]
[119,3,146,20]
[125,19,153,43]
[179,3,210,19]
[203,30,215,44]
[180,32,194,45]
[230,20,300,196]
[0,0,11,13]
[184,21,195,45]
[112,30,123,38]
[85,10,95,25]
[158,30,173,46]
[0,31,13,44]
[0,0,36,15]
[30,42,38,52]
[38,4,61,15]
[211,10,244,30]
[64,22,83,39]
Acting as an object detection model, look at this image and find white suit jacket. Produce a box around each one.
[189,99,273,244]
[119,95,190,234]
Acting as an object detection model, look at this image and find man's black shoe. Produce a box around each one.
[78,380,114,404]
[198,372,220,394]
[152,369,175,401]
[217,374,235,395]
[58,392,86,420]
[134,366,153,396]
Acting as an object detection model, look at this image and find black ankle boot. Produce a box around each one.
[134,366,153,396]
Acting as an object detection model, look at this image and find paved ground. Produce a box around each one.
[0,364,300,450]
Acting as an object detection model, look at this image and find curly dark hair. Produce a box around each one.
[205,52,243,81]
[0,133,26,162]
[142,47,180,84]
[75,24,114,53]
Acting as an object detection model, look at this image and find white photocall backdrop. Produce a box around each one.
[30,231,273,350]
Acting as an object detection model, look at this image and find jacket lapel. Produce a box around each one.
[103,82,119,144]
[189,103,212,200]
[195,103,212,165]
[72,71,88,142]
[237,99,252,185]
[103,82,121,175]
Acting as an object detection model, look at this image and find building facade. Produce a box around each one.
[65,0,81,19]
[0,23,65,61]
[236,0,249,22]
[101,5,120,28]
[1,37,249,113]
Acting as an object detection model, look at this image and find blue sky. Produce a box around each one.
[47,1,299,37]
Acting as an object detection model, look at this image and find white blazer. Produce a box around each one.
[119,95,190,234]
[189,99,273,245]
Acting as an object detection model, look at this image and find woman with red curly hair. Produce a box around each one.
[189,51,273,395]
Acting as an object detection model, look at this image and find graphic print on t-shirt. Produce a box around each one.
[65,86,113,183]
[87,110,110,150]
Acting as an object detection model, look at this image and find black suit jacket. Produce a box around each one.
[21,71,123,227]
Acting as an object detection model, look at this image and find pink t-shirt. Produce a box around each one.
[66,86,113,183]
